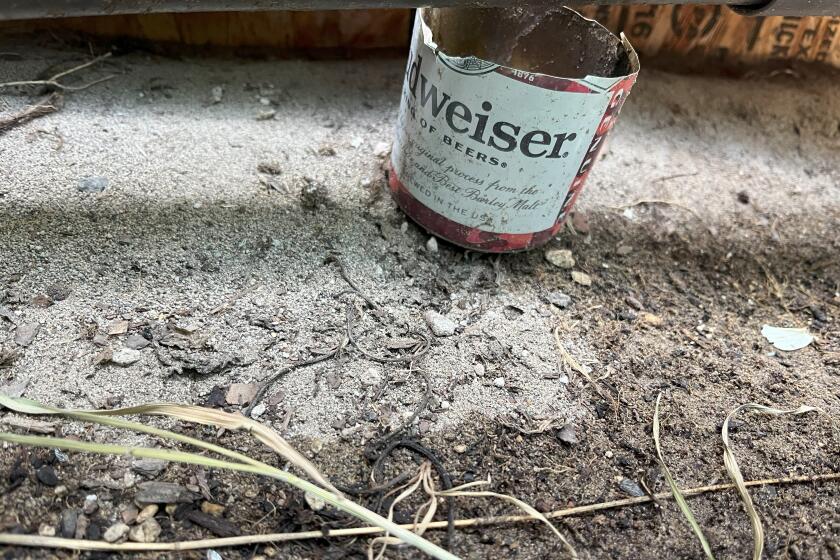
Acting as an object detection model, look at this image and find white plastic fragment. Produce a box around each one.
[760,325,814,351]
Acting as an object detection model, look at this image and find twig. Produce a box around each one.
[608,198,704,223]
[345,304,429,364]
[0,92,63,135]
[651,172,699,184]
[2,472,835,552]
[0,53,115,92]
[327,254,381,313]
[244,346,344,417]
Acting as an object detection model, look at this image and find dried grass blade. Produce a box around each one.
[721,403,822,560]
[653,394,715,559]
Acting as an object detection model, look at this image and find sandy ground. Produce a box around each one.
[1,38,839,560]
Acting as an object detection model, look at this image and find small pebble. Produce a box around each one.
[135,504,158,524]
[426,236,439,253]
[38,523,56,537]
[547,291,572,309]
[453,444,467,454]
[125,334,150,350]
[373,141,391,157]
[128,518,161,543]
[111,348,141,366]
[60,509,78,538]
[36,465,59,486]
[616,245,633,256]
[545,248,575,269]
[210,85,224,104]
[625,296,643,310]
[201,502,226,517]
[78,176,108,193]
[83,494,99,515]
[424,311,456,337]
[103,522,130,543]
[571,271,593,286]
[304,492,326,511]
[493,377,505,388]
[618,478,645,497]
[557,424,578,445]
[250,403,267,418]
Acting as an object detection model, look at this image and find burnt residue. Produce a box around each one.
[425,7,630,79]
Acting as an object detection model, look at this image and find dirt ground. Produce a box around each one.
[1,35,839,560]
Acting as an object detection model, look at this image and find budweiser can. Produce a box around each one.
[389,7,640,252]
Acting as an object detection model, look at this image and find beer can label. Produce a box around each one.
[390,10,639,252]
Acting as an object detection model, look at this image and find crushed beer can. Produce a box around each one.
[390,7,640,252]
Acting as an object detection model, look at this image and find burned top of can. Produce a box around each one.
[425,7,631,79]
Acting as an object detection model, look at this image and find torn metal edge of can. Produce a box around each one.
[389,8,640,253]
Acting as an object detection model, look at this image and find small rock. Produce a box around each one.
[59,509,78,538]
[250,403,267,418]
[111,348,141,366]
[571,211,590,234]
[625,296,643,311]
[453,444,467,454]
[135,504,159,524]
[545,248,575,269]
[641,313,663,327]
[424,311,456,337]
[547,291,572,309]
[14,322,40,347]
[132,458,168,478]
[373,141,391,157]
[493,377,505,388]
[473,363,486,377]
[618,309,637,322]
[92,333,108,346]
[616,245,634,256]
[128,518,161,543]
[207,550,223,560]
[426,237,439,253]
[39,523,56,537]
[618,478,645,497]
[304,491,326,511]
[557,424,578,445]
[36,465,59,486]
[360,367,382,387]
[571,271,593,286]
[78,176,108,193]
[135,481,195,504]
[201,502,226,517]
[257,162,282,176]
[46,283,71,301]
[103,522,130,543]
[210,85,224,104]
[74,514,89,539]
[256,109,276,121]
[125,334,150,350]
[226,383,258,406]
[121,505,140,524]
[31,294,53,308]
[299,177,329,210]
[83,494,99,514]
